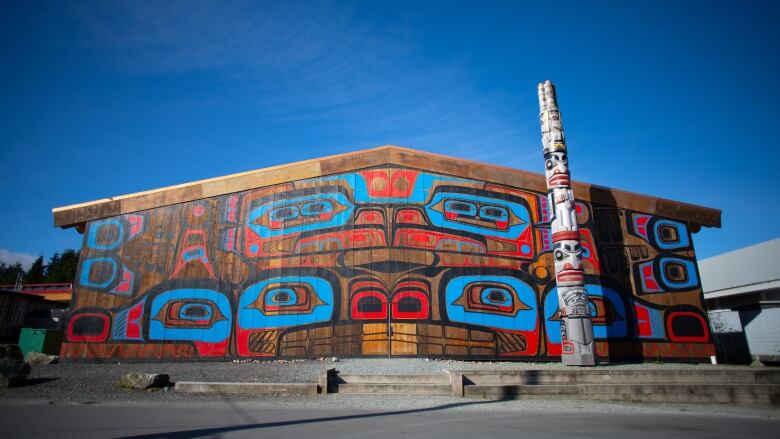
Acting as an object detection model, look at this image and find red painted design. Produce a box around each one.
[66,313,110,342]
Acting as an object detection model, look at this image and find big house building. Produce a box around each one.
[53,145,721,363]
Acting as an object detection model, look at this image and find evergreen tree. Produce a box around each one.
[0,262,25,285]
[25,256,46,283]
[45,250,80,283]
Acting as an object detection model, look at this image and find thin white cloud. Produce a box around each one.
[67,1,543,170]
[0,249,38,271]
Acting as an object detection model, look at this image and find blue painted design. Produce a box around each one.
[544,284,628,343]
[653,219,690,250]
[111,298,146,341]
[112,309,128,339]
[79,257,117,289]
[149,290,231,342]
[311,172,474,203]
[238,276,334,329]
[520,244,531,254]
[183,248,206,262]
[247,193,354,238]
[634,304,666,340]
[426,192,530,239]
[87,219,124,250]
[445,275,537,331]
[659,257,698,289]
[638,260,662,293]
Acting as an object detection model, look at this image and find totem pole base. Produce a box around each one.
[561,353,596,367]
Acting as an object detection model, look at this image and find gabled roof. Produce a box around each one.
[52,145,721,230]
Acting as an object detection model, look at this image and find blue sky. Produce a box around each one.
[1,0,778,268]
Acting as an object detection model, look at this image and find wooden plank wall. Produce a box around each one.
[60,163,716,362]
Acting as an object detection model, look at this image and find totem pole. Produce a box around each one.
[537,80,596,366]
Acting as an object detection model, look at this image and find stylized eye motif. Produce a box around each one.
[658,225,679,243]
[154,299,227,327]
[250,283,322,314]
[301,200,333,216]
[426,191,531,240]
[246,191,354,240]
[461,283,522,313]
[149,289,232,342]
[350,280,388,320]
[179,303,212,320]
[270,205,299,221]
[81,258,117,288]
[267,289,294,304]
[482,287,511,306]
[664,261,688,282]
[631,215,690,251]
[444,200,477,217]
[238,276,334,329]
[545,159,555,170]
[445,275,537,331]
[87,219,124,250]
[66,311,111,342]
[479,205,509,222]
[391,280,430,320]
[637,256,699,293]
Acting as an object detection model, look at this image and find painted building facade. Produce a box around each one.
[53,146,721,362]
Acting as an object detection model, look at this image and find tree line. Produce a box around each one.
[0,249,80,285]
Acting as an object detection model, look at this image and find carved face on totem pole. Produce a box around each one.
[544,152,569,188]
[552,231,584,286]
[561,286,590,317]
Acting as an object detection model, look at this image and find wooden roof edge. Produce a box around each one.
[52,144,722,229]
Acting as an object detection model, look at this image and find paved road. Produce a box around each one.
[1,400,777,439]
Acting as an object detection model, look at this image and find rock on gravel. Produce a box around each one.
[25,352,58,366]
[117,373,170,390]
[0,345,23,361]
[0,344,30,386]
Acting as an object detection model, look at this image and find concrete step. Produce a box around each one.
[463,383,780,405]
[452,369,780,386]
[336,383,452,395]
[336,374,451,385]
[175,381,318,395]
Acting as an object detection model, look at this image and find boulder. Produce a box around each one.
[0,358,31,385]
[0,344,23,361]
[25,351,59,366]
[117,372,170,390]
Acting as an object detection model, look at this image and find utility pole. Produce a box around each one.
[537,80,596,366]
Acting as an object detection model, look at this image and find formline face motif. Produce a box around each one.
[60,160,714,362]
[538,80,595,366]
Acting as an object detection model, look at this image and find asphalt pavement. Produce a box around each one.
[1,399,778,439]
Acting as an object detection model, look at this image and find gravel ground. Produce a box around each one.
[1,358,777,419]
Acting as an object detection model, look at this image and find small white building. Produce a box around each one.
[700,238,780,364]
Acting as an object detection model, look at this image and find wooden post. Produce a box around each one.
[538,80,596,366]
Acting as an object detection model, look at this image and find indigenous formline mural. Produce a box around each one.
[61,164,714,361]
